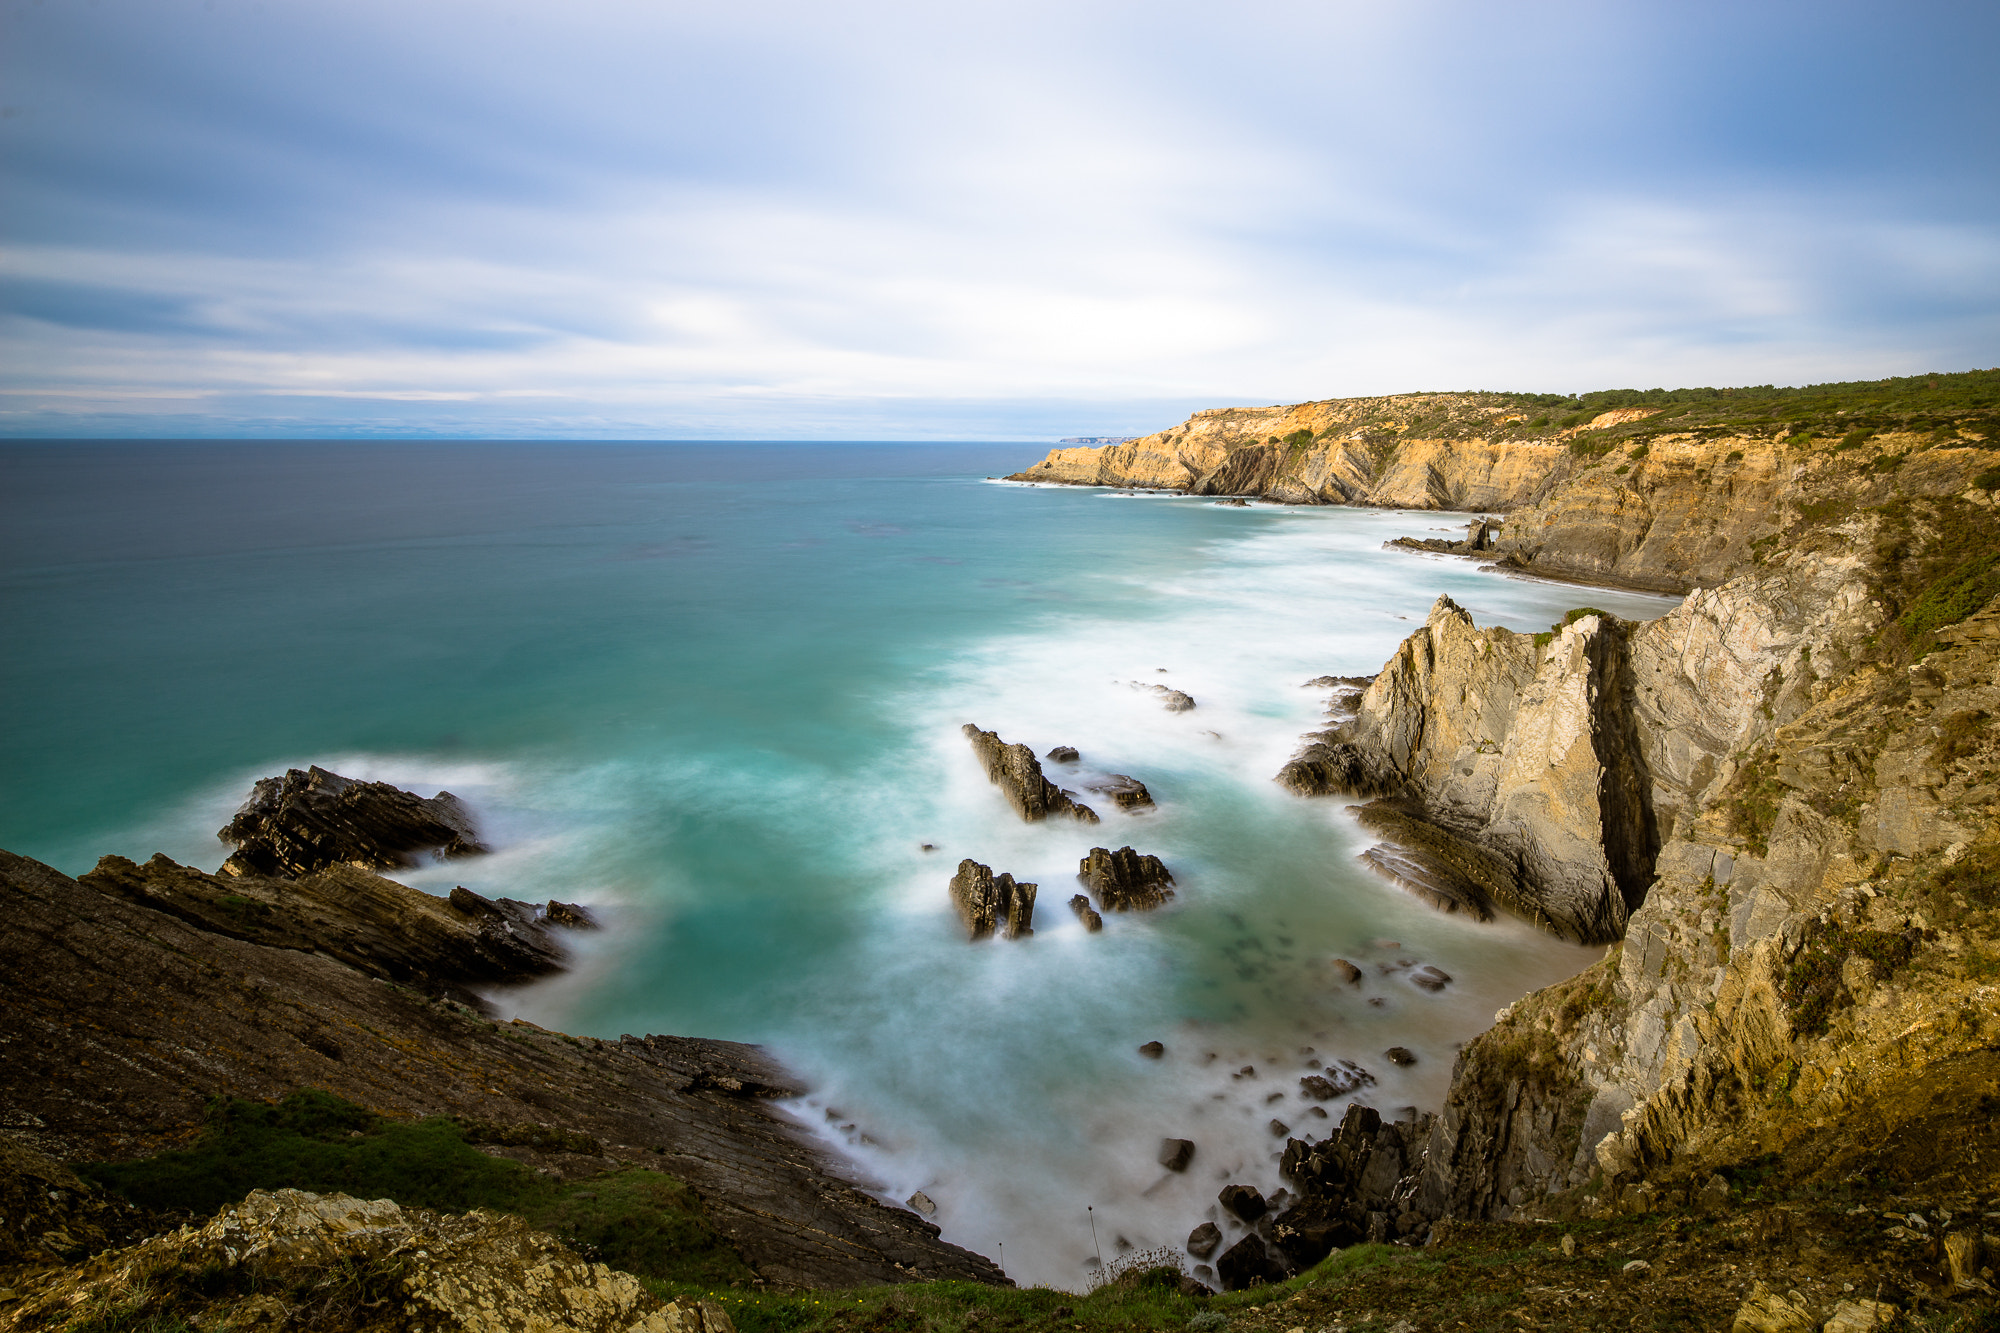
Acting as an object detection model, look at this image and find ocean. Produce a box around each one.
[0,440,1682,1287]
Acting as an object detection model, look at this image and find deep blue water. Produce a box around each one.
[0,441,1682,1285]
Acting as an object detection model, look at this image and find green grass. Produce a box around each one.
[81,1090,754,1287]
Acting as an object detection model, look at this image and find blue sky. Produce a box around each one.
[3,0,1997,439]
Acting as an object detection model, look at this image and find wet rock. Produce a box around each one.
[1138,1041,1166,1059]
[1218,1184,1268,1222]
[1268,1119,1290,1136]
[1274,738,1403,799]
[1298,1061,1375,1099]
[961,724,1099,823]
[1046,746,1081,763]
[1729,1282,1815,1333]
[1352,802,1519,921]
[1079,846,1176,911]
[1186,1222,1222,1258]
[1215,1233,1287,1291]
[1068,894,1104,932]
[906,1191,937,1217]
[948,860,1036,941]
[1408,965,1451,992]
[1125,682,1197,712]
[1158,1138,1195,1172]
[1085,774,1156,811]
[1328,957,1363,986]
[217,765,488,878]
[1384,1047,1417,1067]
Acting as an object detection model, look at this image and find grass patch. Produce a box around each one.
[80,1090,754,1287]
[1779,921,1925,1036]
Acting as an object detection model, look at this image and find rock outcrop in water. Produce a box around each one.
[961,724,1099,822]
[219,765,488,877]
[1078,846,1175,911]
[948,859,1036,940]
[1083,773,1155,810]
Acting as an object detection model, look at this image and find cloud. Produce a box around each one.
[3,0,1997,437]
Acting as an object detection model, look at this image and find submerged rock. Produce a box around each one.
[1384,1047,1417,1067]
[1127,682,1196,712]
[1138,1040,1165,1059]
[1046,745,1081,763]
[1298,1061,1375,1100]
[1409,964,1452,992]
[1079,846,1175,911]
[962,725,1099,823]
[1084,773,1156,811]
[1158,1138,1195,1171]
[1068,893,1104,932]
[218,765,487,878]
[948,859,1036,941]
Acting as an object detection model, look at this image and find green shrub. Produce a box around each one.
[1726,450,1745,463]
[82,1090,754,1286]
[1628,443,1650,461]
[1974,467,2000,491]
[1900,550,2000,639]
[1871,453,1906,473]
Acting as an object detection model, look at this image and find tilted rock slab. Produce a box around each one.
[1079,846,1175,911]
[10,1187,736,1333]
[948,859,1036,940]
[962,724,1099,822]
[219,764,488,877]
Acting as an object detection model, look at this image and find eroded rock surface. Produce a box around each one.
[219,765,488,877]
[1078,846,1175,912]
[1084,773,1155,810]
[8,1187,736,1333]
[948,859,1036,940]
[961,724,1099,823]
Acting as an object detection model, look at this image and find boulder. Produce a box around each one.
[948,860,1036,941]
[1269,1194,1363,1270]
[1185,1221,1222,1258]
[1218,1184,1268,1223]
[1068,894,1104,932]
[1215,1233,1288,1290]
[1385,1047,1417,1067]
[217,766,488,878]
[1822,1300,1898,1333]
[906,1192,937,1217]
[1409,964,1451,992]
[1729,1282,1815,1333]
[962,725,1099,823]
[1079,846,1175,911]
[7,1188,725,1333]
[1298,1062,1374,1100]
[1268,1119,1290,1137]
[1046,746,1081,764]
[1158,1138,1195,1171]
[1328,957,1363,986]
[1084,774,1156,810]
[1138,1041,1166,1059]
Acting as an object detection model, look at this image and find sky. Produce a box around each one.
[2,0,1997,439]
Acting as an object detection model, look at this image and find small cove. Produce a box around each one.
[0,441,1683,1288]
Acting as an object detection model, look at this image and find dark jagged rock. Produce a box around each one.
[1218,1183,1267,1222]
[1215,1233,1287,1290]
[0,849,1007,1289]
[1270,1104,1439,1262]
[1274,737,1404,798]
[947,859,1036,940]
[1185,1221,1222,1258]
[1067,893,1104,932]
[1385,1047,1417,1067]
[1158,1138,1194,1172]
[1138,1041,1165,1059]
[961,725,1099,823]
[1351,801,1527,921]
[81,852,589,1007]
[1328,957,1363,985]
[1046,745,1080,763]
[1298,1061,1375,1100]
[0,1138,149,1265]
[1084,773,1155,810]
[217,765,488,878]
[1078,846,1175,912]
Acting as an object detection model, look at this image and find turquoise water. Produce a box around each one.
[0,442,1681,1286]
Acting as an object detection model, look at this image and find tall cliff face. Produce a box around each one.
[1275,476,2000,1225]
[1010,384,2000,594]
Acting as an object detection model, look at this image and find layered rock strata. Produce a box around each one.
[947,859,1036,940]
[1079,846,1175,911]
[219,765,488,877]
[0,849,1005,1288]
[961,724,1099,822]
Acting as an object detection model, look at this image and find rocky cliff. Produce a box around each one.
[1256,424,2000,1269]
[1012,373,2000,594]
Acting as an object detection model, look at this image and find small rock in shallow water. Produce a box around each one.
[1385,1047,1417,1067]
[1328,957,1363,986]
[1068,894,1104,932]
[1159,1138,1195,1172]
[1186,1221,1222,1258]
[1079,846,1175,911]
[1138,1041,1165,1059]
[906,1191,936,1216]
[1409,965,1451,992]
[1218,1184,1268,1222]
[1085,773,1156,810]
[1268,1119,1289,1136]
[1046,746,1080,763]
